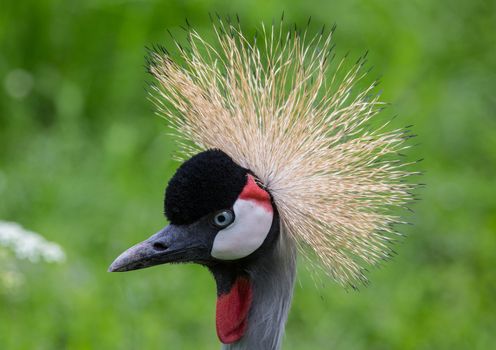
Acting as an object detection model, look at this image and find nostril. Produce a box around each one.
[153,242,168,251]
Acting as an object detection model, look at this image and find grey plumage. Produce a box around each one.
[223,229,297,350]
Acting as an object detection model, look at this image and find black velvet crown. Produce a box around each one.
[164,149,249,225]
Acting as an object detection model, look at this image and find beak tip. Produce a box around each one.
[107,226,175,273]
[108,258,126,272]
[107,263,118,273]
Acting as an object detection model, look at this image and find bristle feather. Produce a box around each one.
[148,20,416,286]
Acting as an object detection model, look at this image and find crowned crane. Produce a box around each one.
[109,19,416,350]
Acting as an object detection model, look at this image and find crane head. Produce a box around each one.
[108,149,279,344]
[108,149,277,271]
[108,19,418,346]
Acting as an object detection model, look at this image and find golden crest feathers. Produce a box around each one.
[149,19,417,286]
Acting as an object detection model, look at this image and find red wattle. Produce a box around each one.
[215,277,253,344]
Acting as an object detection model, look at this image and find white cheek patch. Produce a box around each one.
[211,199,273,260]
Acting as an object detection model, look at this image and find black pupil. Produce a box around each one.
[217,214,226,223]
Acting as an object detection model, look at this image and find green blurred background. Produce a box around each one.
[1,0,495,349]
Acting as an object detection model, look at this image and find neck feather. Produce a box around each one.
[222,230,297,350]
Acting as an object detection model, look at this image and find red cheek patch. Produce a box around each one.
[239,174,273,212]
[216,277,253,344]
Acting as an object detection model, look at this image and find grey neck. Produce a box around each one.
[222,231,297,350]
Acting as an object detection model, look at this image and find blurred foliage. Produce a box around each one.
[1,0,495,349]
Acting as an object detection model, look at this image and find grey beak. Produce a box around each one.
[108,223,213,272]
[108,239,161,272]
[108,226,172,272]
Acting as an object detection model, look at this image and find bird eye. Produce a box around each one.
[212,210,235,228]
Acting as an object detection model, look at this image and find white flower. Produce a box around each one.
[0,221,65,263]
